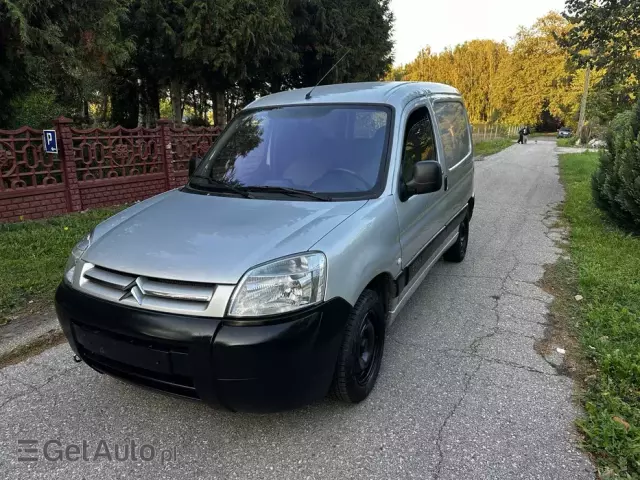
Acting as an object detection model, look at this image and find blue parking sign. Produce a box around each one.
[42,130,58,154]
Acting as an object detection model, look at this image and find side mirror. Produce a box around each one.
[188,156,202,177]
[404,161,442,199]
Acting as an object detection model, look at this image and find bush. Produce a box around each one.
[185,116,210,127]
[9,90,67,129]
[592,101,640,233]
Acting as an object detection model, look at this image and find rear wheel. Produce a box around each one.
[331,289,385,403]
[444,214,469,263]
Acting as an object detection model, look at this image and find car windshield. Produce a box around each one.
[188,105,390,199]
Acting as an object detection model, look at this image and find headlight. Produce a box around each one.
[63,233,92,285]
[228,253,326,317]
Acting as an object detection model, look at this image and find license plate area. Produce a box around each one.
[73,324,173,374]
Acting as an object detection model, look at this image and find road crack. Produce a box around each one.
[0,365,79,412]
[433,359,482,480]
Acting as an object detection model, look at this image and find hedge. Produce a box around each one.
[592,101,640,233]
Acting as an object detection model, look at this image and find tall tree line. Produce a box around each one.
[391,12,601,129]
[0,0,394,129]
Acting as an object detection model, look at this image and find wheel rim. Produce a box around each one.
[354,312,380,385]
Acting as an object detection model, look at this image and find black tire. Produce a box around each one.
[331,289,385,403]
[444,215,470,263]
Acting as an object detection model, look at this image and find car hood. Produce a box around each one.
[83,190,367,284]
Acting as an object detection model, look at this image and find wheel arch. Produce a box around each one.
[363,272,395,316]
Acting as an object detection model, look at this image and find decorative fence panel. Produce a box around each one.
[0,126,69,221]
[71,126,164,181]
[169,125,221,186]
[0,118,221,223]
[71,125,167,210]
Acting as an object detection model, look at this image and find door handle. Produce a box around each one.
[444,176,449,191]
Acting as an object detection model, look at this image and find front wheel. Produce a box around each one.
[331,289,385,403]
[444,215,470,263]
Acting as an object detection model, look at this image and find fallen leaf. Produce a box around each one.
[612,416,630,430]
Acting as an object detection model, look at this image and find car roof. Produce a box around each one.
[245,82,461,111]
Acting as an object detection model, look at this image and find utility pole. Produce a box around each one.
[577,64,591,144]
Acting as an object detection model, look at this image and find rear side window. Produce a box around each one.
[401,107,437,183]
[433,102,471,165]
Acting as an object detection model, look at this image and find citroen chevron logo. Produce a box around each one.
[119,277,146,305]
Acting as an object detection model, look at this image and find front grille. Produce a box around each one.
[81,264,216,313]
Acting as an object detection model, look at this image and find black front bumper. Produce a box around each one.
[55,283,351,412]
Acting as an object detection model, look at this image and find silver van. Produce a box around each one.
[56,82,475,412]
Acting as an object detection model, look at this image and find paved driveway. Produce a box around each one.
[0,141,595,479]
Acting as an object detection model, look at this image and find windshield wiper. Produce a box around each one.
[190,175,254,198]
[243,186,331,201]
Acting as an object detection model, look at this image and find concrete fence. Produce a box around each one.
[0,118,221,223]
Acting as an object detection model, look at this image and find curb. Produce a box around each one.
[0,316,64,368]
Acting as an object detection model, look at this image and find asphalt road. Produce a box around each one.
[0,141,595,480]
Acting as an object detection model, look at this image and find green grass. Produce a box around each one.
[559,152,640,478]
[474,138,514,156]
[530,131,557,138]
[558,137,577,147]
[0,206,125,319]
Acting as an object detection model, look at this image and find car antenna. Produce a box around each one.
[305,50,350,100]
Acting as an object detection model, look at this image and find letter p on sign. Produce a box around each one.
[43,130,58,154]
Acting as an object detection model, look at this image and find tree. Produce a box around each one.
[2,0,396,128]
[403,41,511,123]
[122,0,191,125]
[122,0,295,127]
[492,12,584,126]
[287,0,394,89]
[0,0,132,127]
[398,11,602,129]
[120,0,186,126]
[385,66,406,81]
[447,40,509,123]
[560,0,640,93]
[0,1,30,126]
[184,0,294,126]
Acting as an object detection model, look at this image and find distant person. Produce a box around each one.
[518,125,531,144]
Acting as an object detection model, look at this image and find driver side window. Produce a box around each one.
[401,107,437,183]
